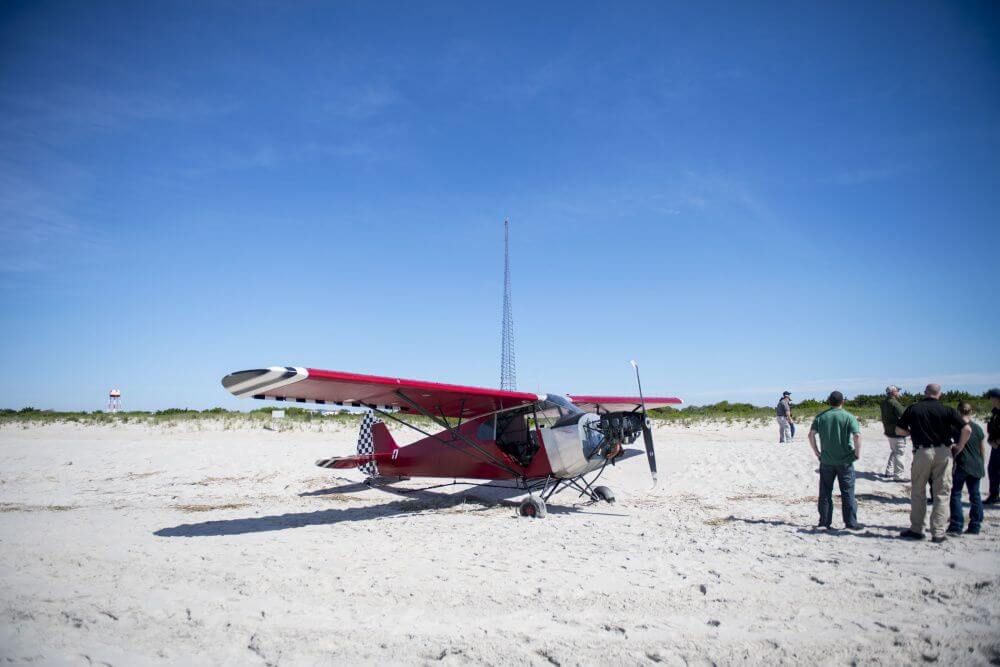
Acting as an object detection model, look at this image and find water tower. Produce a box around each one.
[108,388,121,413]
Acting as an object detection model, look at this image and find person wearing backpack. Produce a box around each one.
[947,401,987,535]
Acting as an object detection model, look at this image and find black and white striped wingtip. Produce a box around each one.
[221,367,308,398]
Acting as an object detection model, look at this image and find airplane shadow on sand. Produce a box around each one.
[155,479,622,538]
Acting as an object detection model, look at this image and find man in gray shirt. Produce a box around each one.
[776,391,793,444]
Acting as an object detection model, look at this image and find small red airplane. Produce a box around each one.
[221,363,681,517]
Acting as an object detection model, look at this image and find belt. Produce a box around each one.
[913,443,949,450]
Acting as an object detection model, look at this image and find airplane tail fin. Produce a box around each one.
[315,411,397,477]
[356,411,397,477]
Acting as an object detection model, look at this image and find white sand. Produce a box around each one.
[1,420,998,665]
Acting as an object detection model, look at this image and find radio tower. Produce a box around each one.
[500,219,517,391]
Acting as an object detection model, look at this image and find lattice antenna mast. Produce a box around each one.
[500,219,517,391]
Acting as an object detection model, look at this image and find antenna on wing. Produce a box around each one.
[500,219,517,391]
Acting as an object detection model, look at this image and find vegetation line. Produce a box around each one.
[2,390,994,426]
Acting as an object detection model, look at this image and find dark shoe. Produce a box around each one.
[899,530,925,540]
[931,535,947,544]
[945,528,963,536]
[965,527,981,535]
[985,496,999,505]
[844,524,862,531]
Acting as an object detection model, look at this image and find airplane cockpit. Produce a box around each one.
[478,394,583,467]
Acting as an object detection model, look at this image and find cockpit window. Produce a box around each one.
[545,393,581,412]
[482,410,538,467]
[580,413,606,457]
[531,394,583,428]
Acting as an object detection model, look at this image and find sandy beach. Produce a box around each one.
[1,419,998,665]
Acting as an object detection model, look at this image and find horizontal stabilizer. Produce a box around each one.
[315,454,376,470]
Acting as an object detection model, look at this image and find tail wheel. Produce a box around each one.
[594,486,615,503]
[518,496,547,518]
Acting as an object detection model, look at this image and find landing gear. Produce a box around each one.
[518,495,547,518]
[594,486,615,504]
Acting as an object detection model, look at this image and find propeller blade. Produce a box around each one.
[642,420,657,486]
[629,359,657,485]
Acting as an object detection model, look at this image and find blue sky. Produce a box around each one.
[1,1,998,411]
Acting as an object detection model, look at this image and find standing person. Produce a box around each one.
[776,391,793,444]
[808,391,861,530]
[880,386,908,480]
[948,401,987,535]
[895,384,971,543]
[985,388,1000,505]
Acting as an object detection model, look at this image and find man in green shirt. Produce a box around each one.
[808,391,862,530]
[948,401,987,535]
[880,385,907,480]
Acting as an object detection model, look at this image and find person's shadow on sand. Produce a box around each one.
[728,516,908,541]
[854,492,911,506]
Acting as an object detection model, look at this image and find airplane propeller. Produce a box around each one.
[630,360,657,486]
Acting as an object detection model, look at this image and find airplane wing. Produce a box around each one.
[221,366,539,418]
[568,395,683,412]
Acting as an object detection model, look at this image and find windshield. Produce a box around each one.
[533,393,584,428]
[543,393,581,412]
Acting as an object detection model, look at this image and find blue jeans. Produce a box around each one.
[818,463,857,527]
[949,466,984,533]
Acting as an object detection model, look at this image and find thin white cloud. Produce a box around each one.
[323,84,401,119]
[487,58,571,104]
[0,258,44,273]
[0,166,80,243]
[527,168,776,227]
[0,153,106,279]
[177,139,388,178]
[828,164,912,186]
[687,371,1000,403]
[0,85,238,131]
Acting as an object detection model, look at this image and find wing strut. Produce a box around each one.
[371,389,523,478]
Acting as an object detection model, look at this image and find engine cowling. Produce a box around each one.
[540,410,645,478]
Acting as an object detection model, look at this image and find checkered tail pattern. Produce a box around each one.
[357,411,381,478]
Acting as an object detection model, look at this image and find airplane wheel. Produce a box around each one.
[594,486,616,503]
[518,496,547,518]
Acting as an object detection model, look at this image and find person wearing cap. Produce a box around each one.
[880,386,908,481]
[948,401,987,535]
[895,383,971,543]
[808,391,861,530]
[775,391,794,444]
[985,388,1000,505]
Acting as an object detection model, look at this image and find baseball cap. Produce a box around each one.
[827,390,845,405]
[987,388,1000,399]
[782,391,792,397]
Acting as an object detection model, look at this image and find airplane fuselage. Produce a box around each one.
[374,409,609,481]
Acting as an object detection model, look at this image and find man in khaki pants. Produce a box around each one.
[895,384,971,543]
[880,385,907,480]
